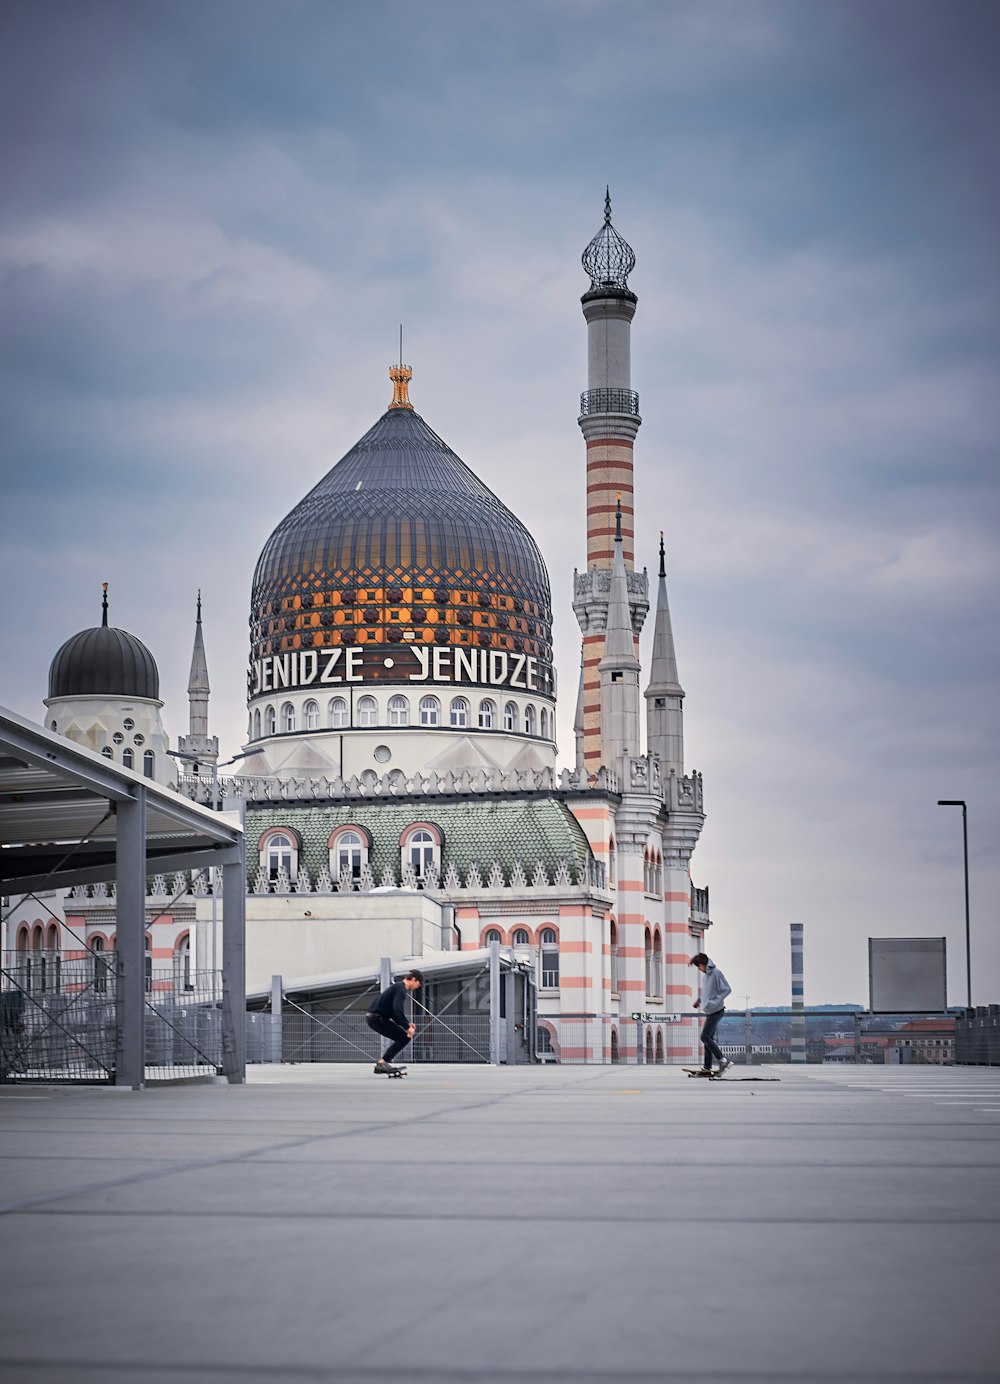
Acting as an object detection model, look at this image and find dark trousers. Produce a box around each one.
[366,1013,410,1063]
[700,1008,725,1069]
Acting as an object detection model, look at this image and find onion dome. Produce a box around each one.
[249,366,553,693]
[48,585,160,701]
[582,187,636,294]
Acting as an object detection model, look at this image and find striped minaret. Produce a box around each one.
[573,190,648,776]
[790,922,806,1063]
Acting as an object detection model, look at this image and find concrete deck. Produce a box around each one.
[1,1063,998,1384]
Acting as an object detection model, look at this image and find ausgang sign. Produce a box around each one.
[250,645,545,697]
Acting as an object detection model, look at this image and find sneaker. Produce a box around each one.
[374,1060,389,1073]
[716,1058,733,1075]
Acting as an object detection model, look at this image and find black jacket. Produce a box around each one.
[368,980,408,1028]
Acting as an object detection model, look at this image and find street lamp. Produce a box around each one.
[168,746,264,994]
[937,799,971,1010]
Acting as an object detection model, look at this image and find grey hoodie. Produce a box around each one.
[699,960,731,1014]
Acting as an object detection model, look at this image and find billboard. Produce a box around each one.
[868,937,947,1013]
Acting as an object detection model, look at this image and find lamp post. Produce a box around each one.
[937,799,971,1010]
[168,747,263,995]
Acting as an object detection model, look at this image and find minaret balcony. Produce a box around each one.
[579,388,640,417]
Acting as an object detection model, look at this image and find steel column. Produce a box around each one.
[221,842,246,1084]
[115,788,146,1089]
[489,941,501,1066]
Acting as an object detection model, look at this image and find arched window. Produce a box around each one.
[402,826,439,882]
[610,920,619,995]
[503,702,518,732]
[329,697,348,729]
[644,927,653,996]
[263,831,296,886]
[512,927,530,945]
[525,705,537,736]
[450,697,470,728]
[539,708,549,739]
[265,705,277,735]
[652,928,663,996]
[357,695,378,727]
[143,749,155,778]
[485,928,502,946]
[175,934,192,992]
[101,746,113,759]
[304,699,320,730]
[537,1026,553,1055]
[608,838,616,886]
[253,709,261,739]
[540,927,559,989]
[280,702,296,733]
[655,1029,664,1065]
[645,1028,654,1063]
[610,1029,620,1064]
[122,747,134,770]
[388,695,410,726]
[91,935,108,994]
[419,696,440,727]
[478,698,496,730]
[331,829,366,882]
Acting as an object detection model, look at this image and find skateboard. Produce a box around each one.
[682,1067,722,1079]
[374,1065,408,1078]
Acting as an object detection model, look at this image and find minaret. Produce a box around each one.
[573,190,649,775]
[598,497,642,777]
[176,591,218,770]
[644,532,685,779]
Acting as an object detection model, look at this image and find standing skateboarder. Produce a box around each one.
[690,953,733,1075]
[366,969,424,1075]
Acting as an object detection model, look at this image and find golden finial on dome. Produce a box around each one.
[388,362,413,410]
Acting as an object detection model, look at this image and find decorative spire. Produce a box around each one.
[659,530,665,579]
[582,188,636,292]
[196,588,202,624]
[645,531,685,778]
[388,363,414,411]
[615,492,623,544]
[101,582,109,627]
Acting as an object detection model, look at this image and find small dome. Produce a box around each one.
[48,589,159,701]
[582,188,636,294]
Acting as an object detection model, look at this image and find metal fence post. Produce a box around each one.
[489,940,501,1066]
[271,974,283,1064]
[115,787,146,1089]
[221,844,246,1084]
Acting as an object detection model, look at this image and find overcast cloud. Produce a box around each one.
[2,0,997,1006]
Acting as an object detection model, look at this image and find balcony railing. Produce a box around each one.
[579,388,640,417]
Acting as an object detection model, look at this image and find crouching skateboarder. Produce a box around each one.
[366,970,423,1076]
[690,952,733,1076]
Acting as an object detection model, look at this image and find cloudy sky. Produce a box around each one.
[2,0,997,1007]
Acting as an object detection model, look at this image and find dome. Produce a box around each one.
[249,373,553,696]
[48,589,159,701]
[582,188,636,295]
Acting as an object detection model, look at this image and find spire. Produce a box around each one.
[644,531,685,778]
[573,646,586,779]
[388,362,414,411]
[581,188,636,293]
[101,582,109,627]
[598,495,642,776]
[177,590,218,768]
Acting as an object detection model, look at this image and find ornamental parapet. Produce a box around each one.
[572,566,649,637]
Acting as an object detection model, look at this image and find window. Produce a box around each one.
[539,708,549,739]
[610,1029,620,1063]
[403,827,438,881]
[485,928,502,946]
[610,921,619,995]
[304,699,320,730]
[419,695,440,727]
[143,750,155,778]
[357,695,378,727]
[265,705,277,735]
[525,705,537,736]
[123,718,134,730]
[101,746,113,759]
[478,698,496,730]
[265,832,296,885]
[253,709,261,739]
[450,697,470,728]
[540,927,559,988]
[133,733,144,746]
[512,927,530,945]
[388,695,410,726]
[652,928,663,995]
[329,697,348,729]
[91,936,108,994]
[122,748,134,770]
[332,829,366,882]
[537,1026,553,1054]
[175,934,192,992]
[281,702,296,733]
[608,839,616,886]
[644,927,653,995]
[503,701,518,732]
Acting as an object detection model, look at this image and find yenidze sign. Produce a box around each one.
[249,645,544,697]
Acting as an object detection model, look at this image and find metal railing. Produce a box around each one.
[579,388,640,417]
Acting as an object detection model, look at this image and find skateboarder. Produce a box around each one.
[690,952,733,1075]
[366,969,424,1074]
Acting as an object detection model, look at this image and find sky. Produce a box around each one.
[1,0,998,1007]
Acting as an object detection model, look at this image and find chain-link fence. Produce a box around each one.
[1,956,224,1083]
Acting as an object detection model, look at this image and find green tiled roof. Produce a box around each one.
[247,797,593,886]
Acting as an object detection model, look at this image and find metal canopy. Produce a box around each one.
[0,705,246,1086]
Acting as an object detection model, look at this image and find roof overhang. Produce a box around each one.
[0,705,243,895]
[247,947,534,1005]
